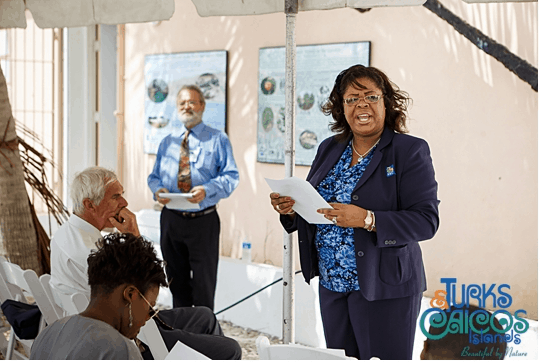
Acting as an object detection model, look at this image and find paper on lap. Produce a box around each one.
[265,176,333,224]
[165,341,210,360]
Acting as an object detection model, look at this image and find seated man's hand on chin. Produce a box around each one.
[109,208,140,237]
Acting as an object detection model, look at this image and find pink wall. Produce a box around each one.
[123,0,538,318]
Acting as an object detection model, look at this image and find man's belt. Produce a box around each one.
[175,205,217,218]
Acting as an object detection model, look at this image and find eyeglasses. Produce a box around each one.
[137,290,159,319]
[343,94,383,106]
[178,100,201,107]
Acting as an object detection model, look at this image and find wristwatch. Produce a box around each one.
[363,210,373,230]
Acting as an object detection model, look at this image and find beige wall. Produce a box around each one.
[122,0,538,318]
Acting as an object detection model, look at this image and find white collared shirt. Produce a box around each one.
[49,214,101,309]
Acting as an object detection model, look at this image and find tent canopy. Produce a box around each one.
[190,0,426,17]
[0,0,175,29]
[0,0,534,29]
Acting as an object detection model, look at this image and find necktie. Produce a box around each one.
[177,130,192,192]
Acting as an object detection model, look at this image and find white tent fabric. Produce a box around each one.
[0,0,530,30]
[463,0,534,2]
[191,0,426,17]
[0,0,26,28]
[0,0,175,29]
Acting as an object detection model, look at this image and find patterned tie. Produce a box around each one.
[177,129,192,192]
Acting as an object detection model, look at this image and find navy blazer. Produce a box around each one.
[281,127,440,301]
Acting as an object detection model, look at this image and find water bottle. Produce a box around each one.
[242,239,252,263]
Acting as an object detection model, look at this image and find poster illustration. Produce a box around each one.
[144,50,227,154]
[257,42,370,166]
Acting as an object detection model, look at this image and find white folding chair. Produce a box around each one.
[21,271,62,326]
[38,274,65,318]
[0,264,15,356]
[0,257,57,359]
[40,274,89,317]
[256,336,356,360]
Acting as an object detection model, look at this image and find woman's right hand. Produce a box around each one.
[270,192,296,218]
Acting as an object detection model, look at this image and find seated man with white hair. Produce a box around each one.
[49,166,241,360]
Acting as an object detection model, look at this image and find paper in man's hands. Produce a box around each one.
[159,193,201,210]
[265,176,333,224]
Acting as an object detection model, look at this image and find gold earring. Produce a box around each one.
[128,303,133,328]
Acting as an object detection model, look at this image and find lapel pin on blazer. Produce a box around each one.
[386,164,396,177]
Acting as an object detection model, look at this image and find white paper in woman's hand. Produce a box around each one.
[265,177,333,224]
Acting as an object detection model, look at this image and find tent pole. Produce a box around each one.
[283,0,297,345]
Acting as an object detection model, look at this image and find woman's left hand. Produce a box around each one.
[317,203,367,228]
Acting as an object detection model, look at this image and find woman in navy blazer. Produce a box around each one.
[270,65,439,360]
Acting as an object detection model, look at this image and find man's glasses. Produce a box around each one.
[178,100,201,107]
[343,94,383,106]
[137,290,159,318]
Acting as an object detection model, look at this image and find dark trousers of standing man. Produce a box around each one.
[160,206,220,310]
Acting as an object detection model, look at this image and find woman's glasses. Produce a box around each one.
[137,290,159,318]
[343,94,383,106]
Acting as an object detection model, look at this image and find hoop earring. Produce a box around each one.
[128,303,133,328]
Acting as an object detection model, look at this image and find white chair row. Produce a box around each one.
[0,256,58,359]
[0,256,203,360]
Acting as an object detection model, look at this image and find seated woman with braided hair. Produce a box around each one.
[30,233,167,360]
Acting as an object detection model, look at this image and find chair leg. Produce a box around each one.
[5,326,16,360]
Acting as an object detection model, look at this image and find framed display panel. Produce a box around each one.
[257,42,370,166]
[144,50,228,154]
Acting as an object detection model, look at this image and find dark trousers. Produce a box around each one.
[319,284,422,360]
[160,207,220,310]
[141,306,241,360]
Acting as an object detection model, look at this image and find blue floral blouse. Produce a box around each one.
[315,141,376,293]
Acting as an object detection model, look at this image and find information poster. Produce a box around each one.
[144,51,227,154]
[257,42,370,166]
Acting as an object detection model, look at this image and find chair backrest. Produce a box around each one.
[0,257,61,326]
[0,257,16,303]
[70,292,89,313]
[40,273,89,317]
[256,336,355,360]
[22,270,62,325]
[138,318,169,360]
[0,256,31,303]
[0,257,49,359]
[39,274,65,318]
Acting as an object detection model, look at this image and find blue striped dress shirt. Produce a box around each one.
[148,122,239,211]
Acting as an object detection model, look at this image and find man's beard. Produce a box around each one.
[179,109,203,128]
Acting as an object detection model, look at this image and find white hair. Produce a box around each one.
[70,167,118,215]
[177,84,206,105]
